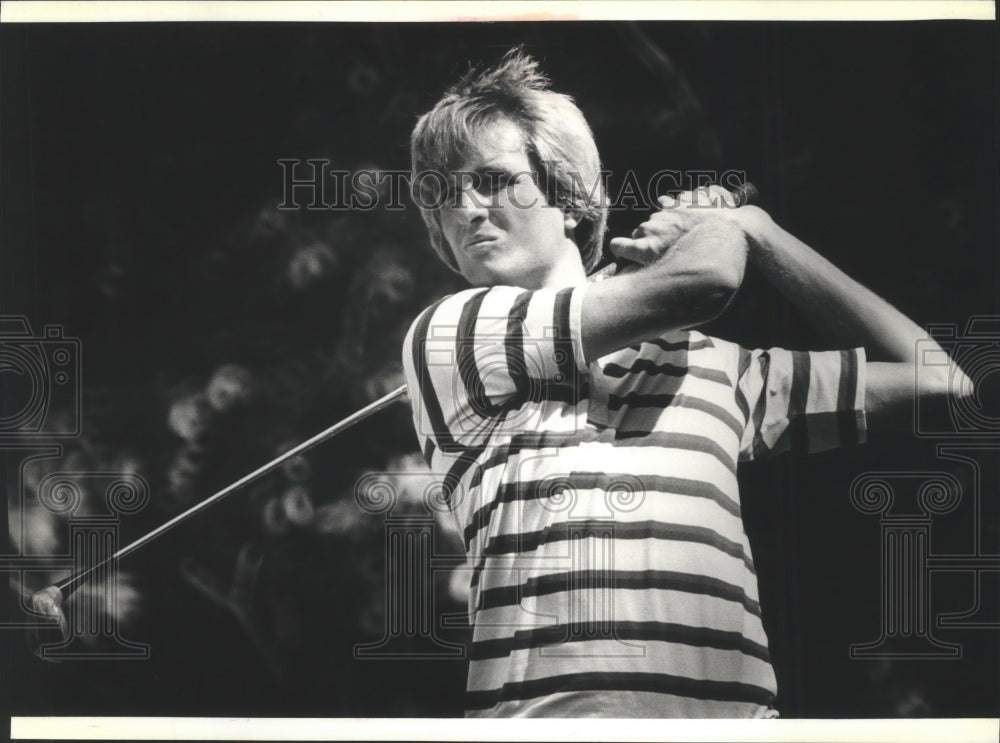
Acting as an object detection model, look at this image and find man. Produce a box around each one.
[401,49,969,717]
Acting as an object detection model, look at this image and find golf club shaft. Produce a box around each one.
[54,384,409,596]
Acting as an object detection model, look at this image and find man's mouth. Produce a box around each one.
[465,234,500,251]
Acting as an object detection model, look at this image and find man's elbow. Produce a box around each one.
[918,359,975,402]
[867,359,973,434]
[952,365,975,401]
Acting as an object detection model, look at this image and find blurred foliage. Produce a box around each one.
[3,22,996,717]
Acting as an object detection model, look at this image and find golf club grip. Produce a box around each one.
[731,181,759,207]
[599,180,760,278]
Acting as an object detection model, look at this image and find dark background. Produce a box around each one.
[2,21,997,717]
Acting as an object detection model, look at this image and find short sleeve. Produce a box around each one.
[736,346,867,461]
[402,284,589,453]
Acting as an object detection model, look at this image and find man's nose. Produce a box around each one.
[455,186,489,221]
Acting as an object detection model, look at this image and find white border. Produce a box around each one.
[9,717,1000,742]
[0,0,996,23]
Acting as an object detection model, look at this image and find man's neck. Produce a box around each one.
[529,250,588,290]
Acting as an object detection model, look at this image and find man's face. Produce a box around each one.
[437,117,581,289]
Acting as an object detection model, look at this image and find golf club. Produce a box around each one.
[30,384,408,636]
[28,179,758,641]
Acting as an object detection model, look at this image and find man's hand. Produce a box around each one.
[581,197,750,362]
[608,186,746,267]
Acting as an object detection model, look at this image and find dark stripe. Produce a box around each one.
[470,620,770,663]
[611,431,737,475]
[421,438,436,467]
[776,410,861,455]
[788,351,811,454]
[464,670,775,710]
[438,408,514,506]
[734,347,752,423]
[484,519,755,573]
[552,287,577,384]
[411,297,463,453]
[602,360,731,386]
[606,393,743,438]
[456,289,502,418]
[476,569,761,617]
[505,290,533,404]
[645,337,715,353]
[749,352,770,457]
[464,428,614,492]
[836,349,859,447]
[464,469,742,552]
[511,377,586,408]
[442,446,487,505]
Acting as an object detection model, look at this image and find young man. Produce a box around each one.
[401,50,969,717]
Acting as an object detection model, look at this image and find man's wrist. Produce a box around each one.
[728,204,775,249]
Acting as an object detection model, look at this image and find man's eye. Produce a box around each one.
[443,171,530,201]
[483,172,530,193]
[482,174,509,193]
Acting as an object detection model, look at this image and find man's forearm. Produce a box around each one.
[581,218,747,362]
[734,207,929,363]
[730,206,973,425]
[610,186,971,426]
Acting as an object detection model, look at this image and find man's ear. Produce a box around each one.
[563,209,581,234]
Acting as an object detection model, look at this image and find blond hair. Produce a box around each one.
[410,48,608,274]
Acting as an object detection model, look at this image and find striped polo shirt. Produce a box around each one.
[401,283,866,718]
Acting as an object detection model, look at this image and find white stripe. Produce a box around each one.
[522,289,564,380]
[575,445,737,488]
[738,349,767,456]
[854,348,869,444]
[805,350,842,450]
[758,348,793,452]
[473,288,520,405]
[423,292,473,440]
[804,351,842,415]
